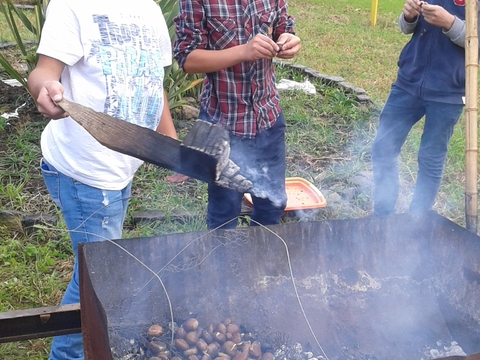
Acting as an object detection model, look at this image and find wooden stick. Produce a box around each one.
[56,99,218,183]
[464,0,478,233]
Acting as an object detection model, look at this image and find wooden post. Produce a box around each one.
[370,0,379,26]
[465,0,478,233]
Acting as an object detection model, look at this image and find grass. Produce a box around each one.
[0,13,35,45]
[289,0,406,102]
[0,0,477,358]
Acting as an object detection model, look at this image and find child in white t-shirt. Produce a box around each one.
[27,0,185,358]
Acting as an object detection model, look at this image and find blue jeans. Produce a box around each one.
[40,159,131,360]
[199,110,287,229]
[371,85,463,215]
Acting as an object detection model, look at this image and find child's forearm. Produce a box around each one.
[155,91,178,138]
[27,55,68,118]
[183,33,282,73]
[183,47,249,74]
[27,56,65,99]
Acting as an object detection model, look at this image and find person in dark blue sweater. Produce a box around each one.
[371,0,480,216]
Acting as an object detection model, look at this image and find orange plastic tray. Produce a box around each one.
[244,177,327,211]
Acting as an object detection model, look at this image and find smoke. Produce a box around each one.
[241,164,287,209]
[80,212,480,359]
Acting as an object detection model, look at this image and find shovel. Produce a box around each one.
[56,99,233,184]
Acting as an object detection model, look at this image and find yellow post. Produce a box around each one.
[371,0,379,26]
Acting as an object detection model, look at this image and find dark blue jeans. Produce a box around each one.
[199,109,287,229]
[371,85,463,215]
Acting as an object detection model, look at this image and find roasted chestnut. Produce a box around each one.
[185,330,199,345]
[184,347,198,356]
[215,322,227,334]
[222,341,237,357]
[205,323,214,333]
[261,352,274,360]
[249,341,261,358]
[196,338,208,352]
[206,342,220,357]
[202,329,214,344]
[183,318,199,332]
[148,340,167,354]
[226,324,239,334]
[147,324,164,337]
[216,352,232,360]
[175,327,187,339]
[213,332,226,344]
[231,332,242,344]
[174,338,190,351]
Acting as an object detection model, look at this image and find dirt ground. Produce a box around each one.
[0,79,39,113]
[0,79,44,132]
[0,78,44,161]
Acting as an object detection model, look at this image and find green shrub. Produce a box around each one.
[0,0,46,91]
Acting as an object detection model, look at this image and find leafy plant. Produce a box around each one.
[155,0,204,108]
[165,61,204,109]
[0,0,47,92]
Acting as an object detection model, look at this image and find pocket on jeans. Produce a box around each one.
[40,158,61,207]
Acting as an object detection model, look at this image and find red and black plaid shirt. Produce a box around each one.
[173,0,295,138]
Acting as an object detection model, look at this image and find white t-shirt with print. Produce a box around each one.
[38,0,172,190]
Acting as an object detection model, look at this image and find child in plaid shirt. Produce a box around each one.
[173,0,301,229]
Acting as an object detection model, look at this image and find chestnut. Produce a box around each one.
[215,322,227,334]
[148,340,167,354]
[158,350,171,358]
[213,332,226,344]
[226,324,239,334]
[196,338,208,352]
[205,323,214,333]
[222,341,237,357]
[184,347,198,356]
[232,340,250,360]
[174,338,190,351]
[202,329,214,344]
[175,327,187,339]
[184,318,199,332]
[231,332,242,344]
[147,324,164,337]
[232,350,247,360]
[261,353,274,360]
[186,330,200,345]
[249,341,261,358]
[206,342,220,357]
